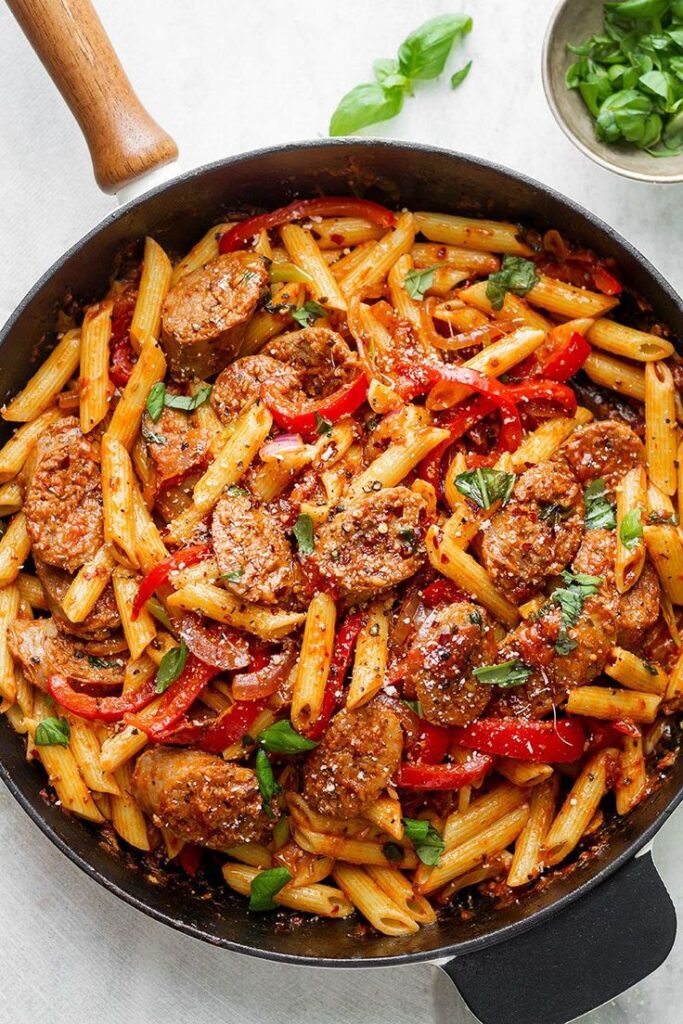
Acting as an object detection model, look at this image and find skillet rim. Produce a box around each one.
[1,137,682,967]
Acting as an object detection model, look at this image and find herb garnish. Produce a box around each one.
[155,641,188,694]
[35,717,70,747]
[473,659,532,688]
[291,300,327,329]
[249,867,291,911]
[455,468,516,509]
[257,720,319,754]
[551,570,603,656]
[620,507,644,550]
[293,513,315,555]
[486,256,539,311]
[146,382,211,422]
[403,818,446,866]
[584,478,616,530]
[404,266,437,301]
[255,749,281,818]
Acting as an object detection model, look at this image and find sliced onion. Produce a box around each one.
[232,641,298,700]
[179,613,250,671]
[259,433,306,462]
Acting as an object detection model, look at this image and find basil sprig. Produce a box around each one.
[584,478,616,531]
[551,570,603,656]
[473,659,532,688]
[257,720,319,755]
[455,468,516,509]
[293,513,315,555]
[329,14,472,136]
[486,256,539,311]
[291,300,327,329]
[35,717,70,747]
[255,749,281,818]
[404,266,437,301]
[155,641,188,694]
[249,867,292,912]
[620,507,644,550]
[146,382,212,422]
[403,818,446,866]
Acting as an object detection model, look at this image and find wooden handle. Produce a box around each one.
[6,0,178,193]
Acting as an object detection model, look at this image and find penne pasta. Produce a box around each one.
[527,275,619,318]
[100,433,139,568]
[583,351,645,402]
[3,329,81,422]
[0,584,19,703]
[645,361,677,495]
[32,691,104,823]
[615,466,647,593]
[291,592,336,733]
[167,582,305,640]
[457,281,551,331]
[332,863,419,935]
[0,513,31,588]
[107,337,166,450]
[542,749,616,866]
[565,685,660,723]
[61,544,116,624]
[507,775,558,887]
[511,407,593,471]
[348,427,450,499]
[364,794,404,841]
[224,863,353,919]
[414,211,533,256]
[111,762,151,850]
[130,237,173,351]
[426,525,520,627]
[339,212,416,297]
[171,222,233,285]
[615,732,647,816]
[280,223,347,312]
[0,407,62,483]
[644,522,683,604]
[587,319,674,361]
[112,567,156,660]
[605,646,668,696]
[79,301,112,433]
[0,480,23,517]
[346,598,390,710]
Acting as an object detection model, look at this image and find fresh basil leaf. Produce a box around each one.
[146,382,166,423]
[374,57,410,91]
[255,748,281,819]
[155,640,188,694]
[291,300,328,328]
[315,413,333,436]
[293,513,315,555]
[329,82,404,136]
[87,655,120,669]
[227,485,249,497]
[584,479,617,530]
[620,507,644,550]
[604,0,670,19]
[383,842,404,863]
[163,385,212,414]
[403,817,445,866]
[221,569,244,583]
[539,503,574,525]
[455,468,516,509]
[257,719,319,754]
[398,526,418,553]
[403,698,422,715]
[403,266,437,300]
[35,717,70,747]
[550,571,603,655]
[473,659,532,688]
[486,256,539,311]
[555,634,578,656]
[249,866,291,912]
[450,60,473,89]
[398,14,472,81]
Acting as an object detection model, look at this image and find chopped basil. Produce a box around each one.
[403,266,436,301]
[145,381,166,422]
[255,748,281,819]
[155,640,188,694]
[87,655,120,669]
[584,479,616,531]
[399,526,418,552]
[221,569,244,583]
[293,513,315,555]
[257,719,319,754]
[35,717,70,747]
[450,59,473,90]
[227,485,249,497]
[468,608,483,627]
[403,817,445,866]
[551,570,603,656]
[620,507,644,550]
[383,842,404,863]
[315,413,333,436]
[249,866,292,912]
[473,659,532,687]
[455,468,516,509]
[539,503,574,526]
[485,256,539,311]
[291,300,327,329]
[403,698,422,715]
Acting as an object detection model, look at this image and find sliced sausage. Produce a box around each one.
[132,748,276,849]
[23,417,104,574]
[211,491,298,605]
[478,459,584,603]
[302,704,403,818]
[311,486,428,603]
[9,618,126,690]
[557,420,644,496]
[264,327,359,398]
[142,405,209,488]
[406,602,498,726]
[34,558,120,641]
[160,252,269,379]
[211,354,299,425]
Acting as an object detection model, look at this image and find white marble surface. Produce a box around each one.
[1,1,682,1021]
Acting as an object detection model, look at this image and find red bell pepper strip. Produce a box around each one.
[585,717,640,752]
[430,366,522,452]
[47,673,158,723]
[395,753,493,790]
[452,717,586,764]
[591,265,622,296]
[508,380,578,416]
[422,579,469,608]
[417,394,497,491]
[409,720,452,765]
[197,698,268,753]
[262,373,369,435]
[125,655,216,740]
[176,844,202,876]
[219,197,396,253]
[536,332,592,383]
[306,611,365,741]
[132,544,213,619]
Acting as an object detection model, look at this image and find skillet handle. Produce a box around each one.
[5,0,178,193]
[439,851,675,1024]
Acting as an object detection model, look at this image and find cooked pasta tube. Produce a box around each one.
[111,762,151,851]
[565,686,660,723]
[0,584,19,704]
[347,427,450,499]
[0,481,23,517]
[583,352,645,402]
[224,843,273,868]
[507,775,559,887]
[171,222,233,285]
[644,522,683,604]
[615,732,647,816]
[61,544,116,624]
[364,794,404,841]
[457,281,551,331]
[67,716,121,796]
[437,853,513,903]
[339,212,416,297]
[497,759,554,788]
[332,864,420,935]
[605,647,667,696]
[511,407,593,471]
[346,598,390,710]
[3,329,81,422]
[364,866,436,925]
[112,568,156,660]
[15,572,47,611]
[280,223,347,312]
[0,513,31,588]
[527,275,619,318]
[615,466,647,593]
[79,301,112,433]
[130,237,173,351]
[294,828,418,869]
[131,484,168,575]
[223,863,353,919]
[426,525,519,627]
[167,583,306,640]
[100,434,139,569]
[411,242,500,274]
[107,337,166,450]
[0,407,62,482]
[542,749,617,866]
[241,283,305,356]
[414,212,533,256]
[31,691,104,823]
[645,361,677,495]
[312,217,385,249]
[587,319,674,361]
[291,592,336,732]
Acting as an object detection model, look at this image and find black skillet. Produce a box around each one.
[1,2,680,1022]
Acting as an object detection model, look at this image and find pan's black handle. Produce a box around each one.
[440,851,675,1024]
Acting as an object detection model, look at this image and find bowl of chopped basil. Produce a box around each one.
[543,0,683,182]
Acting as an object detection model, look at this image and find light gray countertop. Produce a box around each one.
[1,2,682,1021]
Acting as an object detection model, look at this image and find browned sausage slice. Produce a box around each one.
[9,618,125,690]
[264,326,360,396]
[311,487,428,603]
[478,459,584,603]
[406,602,498,726]
[131,748,276,848]
[211,354,299,425]
[142,404,209,487]
[34,557,120,641]
[302,704,403,818]
[557,419,644,496]
[23,417,104,574]
[161,252,269,379]
[211,491,298,605]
